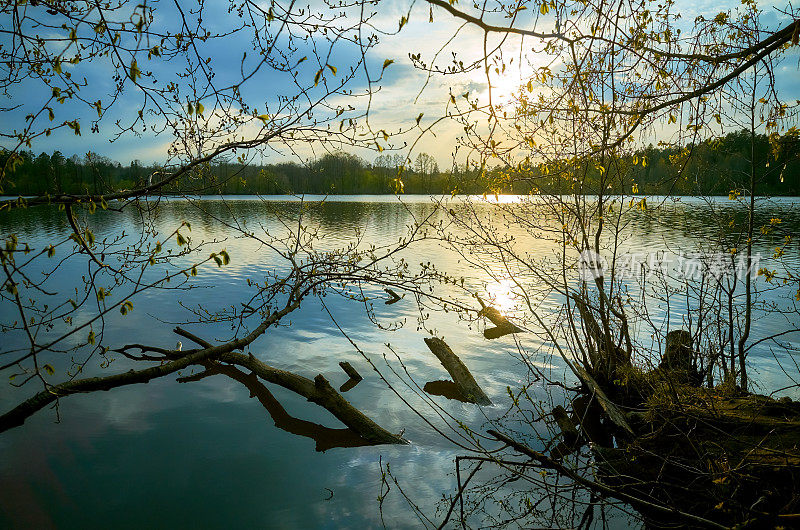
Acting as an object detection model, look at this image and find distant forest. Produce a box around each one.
[2,130,798,197]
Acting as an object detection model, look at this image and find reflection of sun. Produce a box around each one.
[486,278,516,314]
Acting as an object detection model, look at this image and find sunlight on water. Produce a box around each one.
[0,195,798,528]
[485,278,518,313]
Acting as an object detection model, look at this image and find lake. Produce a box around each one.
[1,195,799,528]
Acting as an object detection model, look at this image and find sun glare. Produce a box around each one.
[485,278,517,314]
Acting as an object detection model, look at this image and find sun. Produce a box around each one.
[474,56,541,108]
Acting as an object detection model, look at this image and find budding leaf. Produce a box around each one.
[129,59,141,81]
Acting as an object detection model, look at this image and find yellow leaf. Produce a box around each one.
[129,59,141,82]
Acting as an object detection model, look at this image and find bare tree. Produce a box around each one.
[376,0,800,526]
[0,0,434,438]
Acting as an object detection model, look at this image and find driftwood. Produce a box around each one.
[384,288,402,305]
[178,363,376,452]
[423,380,470,403]
[0,298,303,433]
[339,378,361,393]
[476,296,523,339]
[424,337,491,406]
[174,327,406,445]
[338,361,363,392]
[339,361,363,381]
[221,354,404,444]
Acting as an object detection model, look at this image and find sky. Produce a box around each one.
[1,0,798,169]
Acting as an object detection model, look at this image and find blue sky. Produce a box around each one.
[1,0,797,168]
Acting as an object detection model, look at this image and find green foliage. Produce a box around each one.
[3,130,796,197]
[508,129,800,196]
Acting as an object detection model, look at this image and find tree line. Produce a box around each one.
[507,128,800,196]
[2,129,798,197]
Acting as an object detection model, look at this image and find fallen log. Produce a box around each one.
[423,380,470,403]
[384,288,402,305]
[174,327,406,445]
[339,361,363,381]
[476,295,523,339]
[178,363,376,452]
[339,378,361,393]
[222,352,405,444]
[483,322,524,340]
[424,337,491,406]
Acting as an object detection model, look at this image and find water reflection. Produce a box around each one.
[1,195,799,529]
[178,363,378,453]
[423,380,471,403]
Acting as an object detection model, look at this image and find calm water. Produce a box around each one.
[1,195,798,528]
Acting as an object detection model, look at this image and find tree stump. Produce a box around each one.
[659,330,693,371]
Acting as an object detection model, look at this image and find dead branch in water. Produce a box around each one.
[424,337,491,406]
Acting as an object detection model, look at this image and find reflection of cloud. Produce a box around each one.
[178,363,381,452]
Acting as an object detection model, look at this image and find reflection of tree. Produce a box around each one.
[382,0,800,527]
[178,362,377,453]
